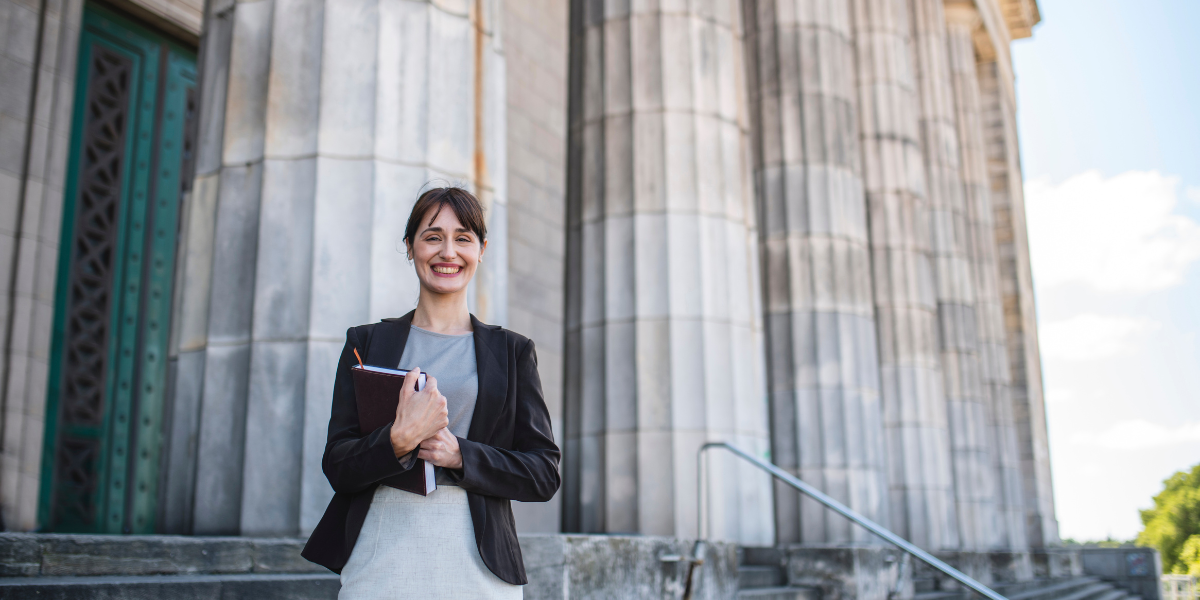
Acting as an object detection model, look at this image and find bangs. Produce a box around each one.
[404,187,488,245]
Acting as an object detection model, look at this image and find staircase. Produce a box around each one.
[0,533,338,600]
[735,547,818,599]
[915,575,1144,600]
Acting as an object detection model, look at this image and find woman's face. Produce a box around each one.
[407,205,486,296]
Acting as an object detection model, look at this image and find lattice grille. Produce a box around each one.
[53,45,132,527]
[62,46,129,427]
[52,437,101,526]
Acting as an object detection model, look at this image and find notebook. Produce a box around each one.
[349,363,436,495]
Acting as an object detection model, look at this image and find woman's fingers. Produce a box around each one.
[402,367,421,395]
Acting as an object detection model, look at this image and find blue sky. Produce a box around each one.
[1012,0,1200,541]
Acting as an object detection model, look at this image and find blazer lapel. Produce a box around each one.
[466,314,508,443]
[373,310,415,368]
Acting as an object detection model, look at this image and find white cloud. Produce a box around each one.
[1043,387,1078,406]
[1039,313,1158,361]
[1188,186,1200,205]
[1025,170,1200,293]
[1071,419,1200,450]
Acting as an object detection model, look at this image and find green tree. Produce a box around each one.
[1137,463,1200,574]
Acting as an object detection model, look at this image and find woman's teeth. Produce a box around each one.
[433,266,461,274]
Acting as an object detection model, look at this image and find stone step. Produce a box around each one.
[1057,582,1120,600]
[914,591,964,600]
[740,547,788,568]
[738,565,785,589]
[736,586,819,600]
[916,576,1122,600]
[0,533,321,578]
[1010,577,1103,600]
[1092,589,1132,600]
[0,573,340,600]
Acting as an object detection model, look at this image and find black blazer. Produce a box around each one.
[301,311,560,585]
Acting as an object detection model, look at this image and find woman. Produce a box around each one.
[301,187,560,598]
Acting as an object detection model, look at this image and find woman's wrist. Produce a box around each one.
[389,423,417,457]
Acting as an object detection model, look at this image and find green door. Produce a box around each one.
[39,3,197,534]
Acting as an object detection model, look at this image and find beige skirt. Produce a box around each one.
[338,485,522,600]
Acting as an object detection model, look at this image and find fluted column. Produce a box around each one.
[743,0,888,544]
[910,0,996,549]
[563,0,774,544]
[944,1,1026,550]
[167,0,505,535]
[850,0,958,550]
[977,53,1058,548]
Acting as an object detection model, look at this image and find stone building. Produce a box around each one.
[0,0,1054,562]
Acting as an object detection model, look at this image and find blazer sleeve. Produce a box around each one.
[450,338,561,502]
[322,326,416,494]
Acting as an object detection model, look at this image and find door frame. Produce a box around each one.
[38,2,196,534]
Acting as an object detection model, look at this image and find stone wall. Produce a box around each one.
[501,0,569,535]
[0,0,84,532]
[1081,547,1164,600]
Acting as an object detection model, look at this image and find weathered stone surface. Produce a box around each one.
[0,532,42,575]
[160,0,507,537]
[977,54,1058,548]
[0,573,341,600]
[784,545,908,600]
[945,2,1029,553]
[0,0,82,532]
[503,0,569,535]
[743,0,889,547]
[850,0,958,551]
[1080,547,1163,600]
[0,533,329,577]
[1031,547,1082,579]
[912,0,999,552]
[563,0,774,546]
[519,534,739,600]
[0,533,740,600]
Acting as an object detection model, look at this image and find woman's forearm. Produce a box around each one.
[323,422,416,493]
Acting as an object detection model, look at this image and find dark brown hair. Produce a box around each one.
[403,187,487,253]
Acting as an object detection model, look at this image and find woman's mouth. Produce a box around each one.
[432,264,462,276]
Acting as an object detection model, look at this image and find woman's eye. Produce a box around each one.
[425,236,440,242]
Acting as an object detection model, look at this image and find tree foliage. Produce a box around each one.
[1137,463,1200,575]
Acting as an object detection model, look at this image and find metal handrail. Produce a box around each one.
[697,441,1008,600]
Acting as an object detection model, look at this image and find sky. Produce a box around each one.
[1012,0,1200,541]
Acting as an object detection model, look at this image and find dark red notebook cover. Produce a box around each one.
[349,365,435,496]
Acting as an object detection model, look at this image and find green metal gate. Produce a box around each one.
[38,3,196,534]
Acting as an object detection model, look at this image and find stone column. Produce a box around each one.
[910,0,997,549]
[563,0,774,544]
[743,0,888,544]
[0,0,84,531]
[502,0,569,533]
[943,1,1026,550]
[168,0,505,535]
[849,0,958,550]
[977,54,1058,548]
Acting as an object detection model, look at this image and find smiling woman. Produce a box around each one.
[403,187,489,295]
[301,186,559,599]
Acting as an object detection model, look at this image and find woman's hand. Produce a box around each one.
[390,368,448,458]
[417,428,462,470]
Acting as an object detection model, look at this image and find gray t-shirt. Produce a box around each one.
[398,325,477,485]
